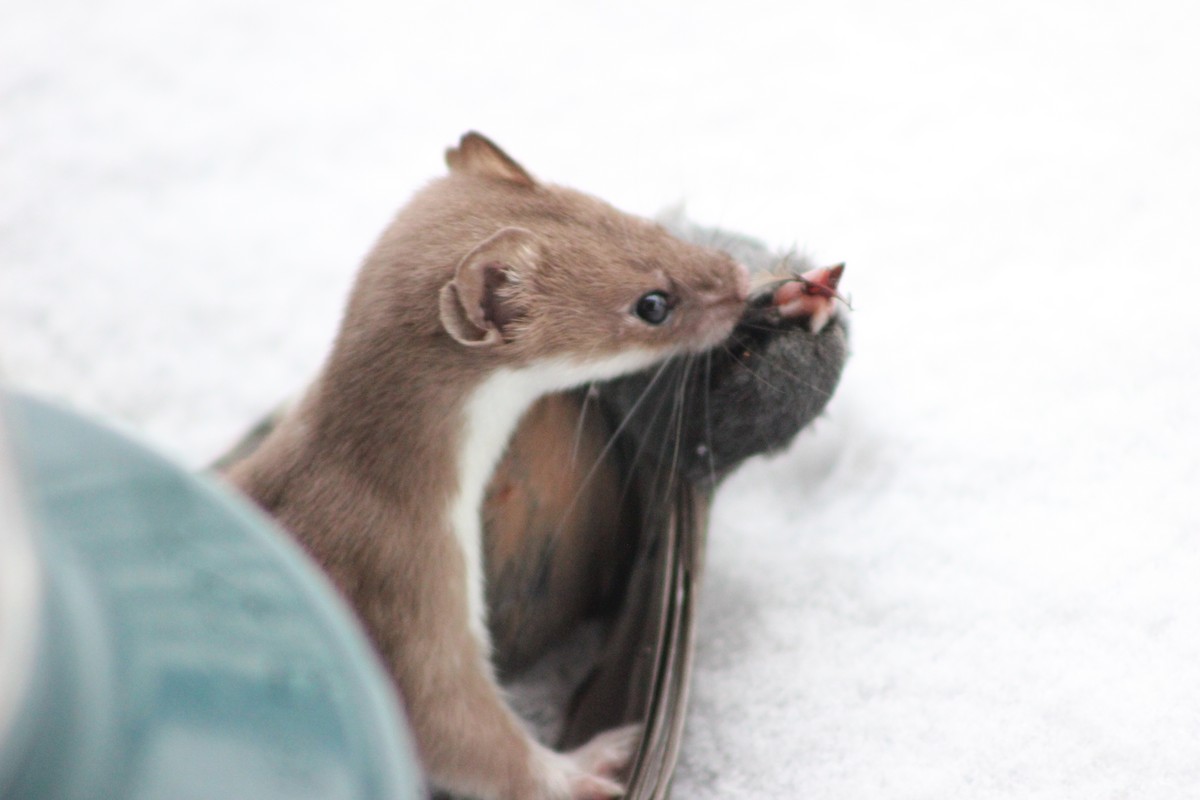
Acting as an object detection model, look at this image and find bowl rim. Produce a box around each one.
[0,405,44,760]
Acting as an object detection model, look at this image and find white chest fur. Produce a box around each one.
[450,348,663,652]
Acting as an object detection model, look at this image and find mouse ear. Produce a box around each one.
[445,132,536,187]
[440,227,538,347]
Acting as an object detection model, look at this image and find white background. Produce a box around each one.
[3,1,1199,796]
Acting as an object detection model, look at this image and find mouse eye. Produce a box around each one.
[633,291,671,325]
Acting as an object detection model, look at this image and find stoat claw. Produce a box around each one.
[533,724,641,799]
[569,724,641,784]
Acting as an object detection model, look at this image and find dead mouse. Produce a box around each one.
[594,220,849,487]
[481,223,850,759]
[484,234,849,675]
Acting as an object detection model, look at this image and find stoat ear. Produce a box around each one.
[439,227,539,347]
[445,132,536,187]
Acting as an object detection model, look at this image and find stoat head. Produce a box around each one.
[435,133,749,375]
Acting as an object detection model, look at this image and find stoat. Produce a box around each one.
[226,133,749,799]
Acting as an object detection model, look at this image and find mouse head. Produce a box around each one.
[437,133,750,378]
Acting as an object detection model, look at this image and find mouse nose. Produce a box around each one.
[773,264,847,334]
[798,264,844,297]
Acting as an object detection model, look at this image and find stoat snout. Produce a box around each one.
[734,260,752,301]
[676,260,753,353]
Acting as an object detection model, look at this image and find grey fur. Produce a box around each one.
[599,220,849,486]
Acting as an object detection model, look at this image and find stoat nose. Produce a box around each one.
[733,261,751,300]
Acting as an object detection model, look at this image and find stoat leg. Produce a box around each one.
[414,685,638,800]
[363,517,638,800]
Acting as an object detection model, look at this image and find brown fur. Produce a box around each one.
[484,392,632,675]
[226,133,747,800]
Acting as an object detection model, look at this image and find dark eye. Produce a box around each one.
[634,291,671,325]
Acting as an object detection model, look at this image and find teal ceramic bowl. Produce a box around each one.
[0,392,422,800]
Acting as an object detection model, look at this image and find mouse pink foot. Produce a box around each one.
[774,264,846,333]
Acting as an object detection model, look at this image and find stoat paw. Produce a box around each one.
[533,724,641,799]
[568,724,641,785]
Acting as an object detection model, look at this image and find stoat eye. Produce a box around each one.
[634,291,671,325]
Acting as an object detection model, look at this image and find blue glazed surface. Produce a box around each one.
[0,393,422,800]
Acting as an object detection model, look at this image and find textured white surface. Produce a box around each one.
[4,1,1200,797]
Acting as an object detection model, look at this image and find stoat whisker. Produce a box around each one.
[733,320,842,337]
[717,342,789,396]
[703,349,718,486]
[563,339,607,469]
[732,321,797,334]
[548,357,675,543]
[747,352,836,397]
[613,359,683,515]
[642,352,695,529]
[568,381,596,468]
[662,354,696,504]
[719,340,829,397]
[644,365,682,516]
[737,348,834,396]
